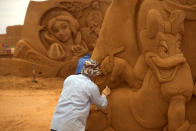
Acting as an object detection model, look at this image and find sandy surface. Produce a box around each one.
[0,75,64,131]
[1,75,196,131]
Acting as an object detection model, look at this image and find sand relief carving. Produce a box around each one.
[99,10,193,131]
[40,0,107,56]
[134,9,193,131]
[41,14,88,60]
[81,0,104,52]
[86,0,196,130]
[11,0,110,77]
[138,0,196,80]
[14,10,87,77]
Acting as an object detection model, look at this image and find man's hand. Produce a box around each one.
[102,86,111,96]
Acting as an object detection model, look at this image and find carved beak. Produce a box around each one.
[145,52,186,83]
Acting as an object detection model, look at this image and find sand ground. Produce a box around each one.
[2,75,196,131]
[0,75,64,131]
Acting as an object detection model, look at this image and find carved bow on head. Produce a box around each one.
[162,10,186,35]
[142,9,187,83]
[146,9,186,39]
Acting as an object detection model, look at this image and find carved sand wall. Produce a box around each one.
[0,0,111,77]
[87,0,196,131]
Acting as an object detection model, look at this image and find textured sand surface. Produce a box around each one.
[0,76,64,131]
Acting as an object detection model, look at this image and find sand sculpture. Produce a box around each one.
[0,0,110,77]
[86,0,196,130]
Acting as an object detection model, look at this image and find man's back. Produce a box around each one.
[50,74,106,131]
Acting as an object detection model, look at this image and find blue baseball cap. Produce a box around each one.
[75,53,91,74]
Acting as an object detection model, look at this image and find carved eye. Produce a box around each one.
[158,41,169,58]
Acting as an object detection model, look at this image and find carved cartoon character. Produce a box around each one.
[146,32,193,100]
[138,0,196,81]
[97,8,194,131]
[50,20,72,43]
[81,0,103,53]
[44,14,88,61]
[143,9,194,131]
[46,15,80,61]
[86,0,196,130]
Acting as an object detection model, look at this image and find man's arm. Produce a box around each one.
[89,84,109,109]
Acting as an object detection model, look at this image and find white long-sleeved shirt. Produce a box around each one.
[50,74,107,131]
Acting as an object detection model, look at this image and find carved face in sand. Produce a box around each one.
[48,15,79,44]
[146,33,186,82]
[51,20,72,42]
[157,33,182,58]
